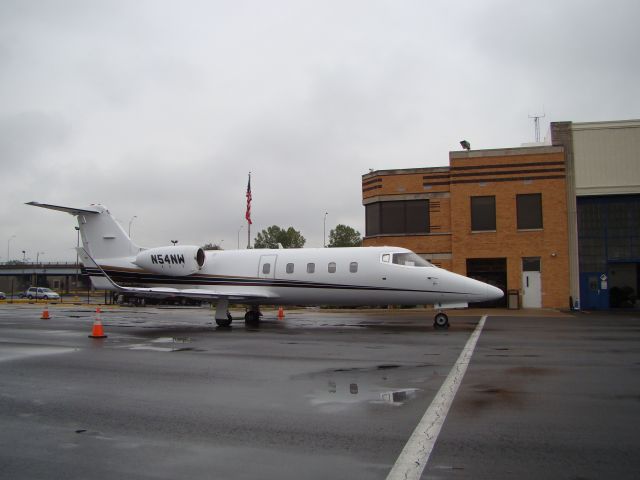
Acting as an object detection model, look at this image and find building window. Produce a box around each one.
[365,200,429,236]
[517,193,543,229]
[522,257,541,272]
[350,262,358,273]
[306,263,315,274]
[286,263,294,274]
[328,262,336,273]
[365,203,380,236]
[471,196,496,231]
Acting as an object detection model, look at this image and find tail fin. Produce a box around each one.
[26,202,142,260]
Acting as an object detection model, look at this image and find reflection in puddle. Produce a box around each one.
[309,379,418,408]
[380,389,417,404]
[0,346,76,362]
[128,337,195,352]
[307,364,425,410]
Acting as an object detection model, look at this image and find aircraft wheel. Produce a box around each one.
[216,315,232,327]
[434,312,449,329]
[244,310,260,324]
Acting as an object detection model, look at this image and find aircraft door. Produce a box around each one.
[258,255,277,279]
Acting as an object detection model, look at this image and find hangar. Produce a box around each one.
[552,120,640,310]
[363,118,640,310]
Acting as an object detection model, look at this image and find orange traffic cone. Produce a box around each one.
[41,306,50,320]
[89,308,107,338]
[277,306,285,319]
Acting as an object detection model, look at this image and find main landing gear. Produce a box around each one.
[244,306,262,325]
[214,298,233,327]
[433,311,450,329]
[214,300,263,328]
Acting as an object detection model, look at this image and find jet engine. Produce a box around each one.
[134,246,205,276]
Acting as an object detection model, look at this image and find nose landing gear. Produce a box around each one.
[434,312,449,329]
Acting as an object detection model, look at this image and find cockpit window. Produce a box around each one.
[390,252,433,267]
[381,254,391,263]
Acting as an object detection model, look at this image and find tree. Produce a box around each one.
[254,225,306,249]
[202,243,223,250]
[328,224,362,247]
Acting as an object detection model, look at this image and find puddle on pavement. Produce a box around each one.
[0,345,76,362]
[127,336,198,352]
[304,363,433,410]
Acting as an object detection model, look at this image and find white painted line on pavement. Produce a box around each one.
[386,315,488,480]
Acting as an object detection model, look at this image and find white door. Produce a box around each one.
[258,255,277,279]
[522,271,541,308]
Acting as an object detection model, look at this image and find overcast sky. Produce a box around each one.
[1,0,639,262]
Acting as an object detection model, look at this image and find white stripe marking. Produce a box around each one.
[386,315,487,480]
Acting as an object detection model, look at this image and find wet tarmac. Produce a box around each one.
[0,304,638,479]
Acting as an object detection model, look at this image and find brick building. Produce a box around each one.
[362,146,570,309]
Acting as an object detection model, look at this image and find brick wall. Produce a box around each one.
[363,146,570,308]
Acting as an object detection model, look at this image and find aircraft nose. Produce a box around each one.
[486,284,504,301]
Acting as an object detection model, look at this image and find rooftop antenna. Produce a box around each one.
[529,111,546,143]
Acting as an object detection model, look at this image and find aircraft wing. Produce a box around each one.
[78,248,277,302]
[102,284,276,302]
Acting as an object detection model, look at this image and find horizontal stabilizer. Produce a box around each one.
[26,201,101,216]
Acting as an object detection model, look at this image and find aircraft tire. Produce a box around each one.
[434,313,449,329]
[244,310,260,324]
[216,317,232,327]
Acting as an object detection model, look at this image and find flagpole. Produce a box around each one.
[246,172,252,249]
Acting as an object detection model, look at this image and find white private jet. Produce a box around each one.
[27,202,503,328]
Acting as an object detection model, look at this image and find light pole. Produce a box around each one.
[323,212,328,247]
[75,227,80,292]
[171,240,178,246]
[237,226,244,249]
[22,250,26,262]
[35,252,44,288]
[21,250,26,292]
[7,235,16,262]
[128,215,137,238]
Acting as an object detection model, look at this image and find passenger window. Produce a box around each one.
[382,254,390,263]
[307,263,315,274]
[328,262,336,273]
[350,262,358,273]
[262,263,270,274]
[286,263,294,274]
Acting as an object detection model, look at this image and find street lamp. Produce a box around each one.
[237,225,244,249]
[35,252,44,288]
[22,250,26,262]
[75,227,80,292]
[7,235,16,262]
[128,215,137,238]
[323,212,328,248]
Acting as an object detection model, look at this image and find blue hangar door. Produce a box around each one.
[580,272,609,310]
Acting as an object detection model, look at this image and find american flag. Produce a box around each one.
[245,173,252,225]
